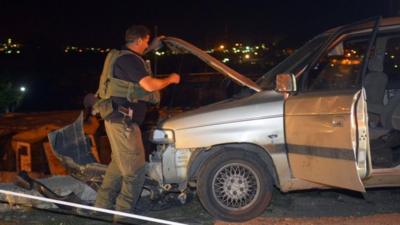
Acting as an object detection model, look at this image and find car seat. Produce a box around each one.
[364,55,388,115]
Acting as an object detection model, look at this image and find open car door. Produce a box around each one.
[285,18,380,192]
[286,90,370,192]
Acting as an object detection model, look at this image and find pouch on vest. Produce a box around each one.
[126,82,161,104]
[92,98,113,119]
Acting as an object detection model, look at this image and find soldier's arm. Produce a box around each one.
[139,73,180,92]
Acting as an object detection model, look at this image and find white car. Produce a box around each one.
[148,17,400,221]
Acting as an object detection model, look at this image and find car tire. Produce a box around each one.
[197,150,273,222]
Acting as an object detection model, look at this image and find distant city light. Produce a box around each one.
[0,37,292,66]
[0,38,22,55]
[155,51,166,56]
[64,45,110,54]
[331,59,361,65]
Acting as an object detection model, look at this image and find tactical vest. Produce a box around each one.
[93,49,160,119]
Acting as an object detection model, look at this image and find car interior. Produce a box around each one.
[366,35,400,169]
[304,30,400,170]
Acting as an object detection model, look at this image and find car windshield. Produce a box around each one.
[256,34,329,90]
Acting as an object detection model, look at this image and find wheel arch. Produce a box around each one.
[188,143,280,187]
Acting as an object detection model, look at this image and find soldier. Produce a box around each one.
[93,25,180,223]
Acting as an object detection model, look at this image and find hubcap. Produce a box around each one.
[212,162,260,210]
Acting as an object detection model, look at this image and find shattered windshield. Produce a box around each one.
[256,34,329,90]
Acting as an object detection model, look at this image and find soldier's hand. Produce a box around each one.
[169,73,181,84]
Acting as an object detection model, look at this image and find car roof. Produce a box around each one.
[324,17,400,34]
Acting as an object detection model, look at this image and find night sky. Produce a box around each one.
[0,0,398,111]
[1,0,396,48]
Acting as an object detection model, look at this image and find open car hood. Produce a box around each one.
[145,36,261,92]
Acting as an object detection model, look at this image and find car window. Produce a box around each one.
[384,36,400,96]
[305,35,370,91]
[256,35,328,90]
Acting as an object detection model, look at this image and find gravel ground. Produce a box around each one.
[0,186,399,225]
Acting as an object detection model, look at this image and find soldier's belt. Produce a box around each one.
[118,106,134,119]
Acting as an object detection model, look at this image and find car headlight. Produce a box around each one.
[151,129,175,144]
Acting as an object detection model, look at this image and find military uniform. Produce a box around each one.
[94,47,156,215]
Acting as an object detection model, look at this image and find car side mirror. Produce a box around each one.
[275,73,297,93]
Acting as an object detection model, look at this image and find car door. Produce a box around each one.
[285,19,379,192]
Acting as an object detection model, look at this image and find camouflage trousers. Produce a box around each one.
[95,120,146,214]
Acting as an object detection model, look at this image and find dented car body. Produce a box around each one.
[149,17,400,221]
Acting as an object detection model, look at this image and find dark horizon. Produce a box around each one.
[1,1,399,48]
[1,0,400,112]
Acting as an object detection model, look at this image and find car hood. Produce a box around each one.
[161,90,284,130]
[145,36,262,92]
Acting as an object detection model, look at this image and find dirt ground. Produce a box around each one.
[0,187,399,225]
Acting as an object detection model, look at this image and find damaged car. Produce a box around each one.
[46,17,400,222]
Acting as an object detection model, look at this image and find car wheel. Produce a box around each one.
[197,150,273,222]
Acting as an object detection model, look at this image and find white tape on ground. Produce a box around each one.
[0,189,187,225]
